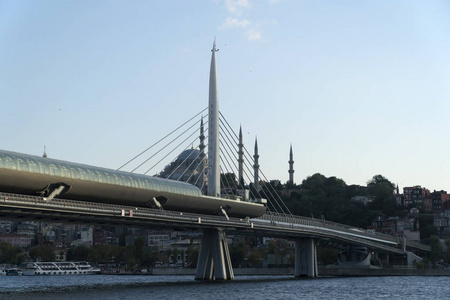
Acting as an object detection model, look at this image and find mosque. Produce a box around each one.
[156,120,295,193]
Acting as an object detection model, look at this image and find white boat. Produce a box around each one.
[22,261,101,275]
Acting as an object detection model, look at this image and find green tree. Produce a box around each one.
[141,246,158,269]
[429,235,443,264]
[67,245,89,261]
[88,243,116,264]
[419,215,438,240]
[229,241,248,268]
[445,239,450,263]
[187,245,199,268]
[317,246,338,265]
[172,247,179,264]
[367,175,396,215]
[221,173,237,188]
[0,242,23,265]
[267,240,277,255]
[127,257,139,272]
[247,249,263,267]
[29,245,55,262]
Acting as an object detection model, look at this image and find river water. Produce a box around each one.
[0,275,448,300]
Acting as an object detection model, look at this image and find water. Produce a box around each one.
[0,275,448,300]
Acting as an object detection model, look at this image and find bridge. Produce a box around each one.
[0,191,430,277]
[0,40,430,280]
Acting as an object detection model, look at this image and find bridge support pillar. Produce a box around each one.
[195,228,234,280]
[295,238,318,278]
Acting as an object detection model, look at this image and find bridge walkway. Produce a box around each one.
[0,192,429,253]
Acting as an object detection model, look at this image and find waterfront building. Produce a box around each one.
[0,220,15,234]
[0,234,32,248]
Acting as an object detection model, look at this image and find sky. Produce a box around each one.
[1,0,450,192]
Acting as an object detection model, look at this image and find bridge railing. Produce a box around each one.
[0,192,429,252]
[258,212,402,244]
[258,212,431,252]
[0,192,249,227]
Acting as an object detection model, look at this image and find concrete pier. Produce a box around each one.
[195,228,234,280]
[295,238,318,277]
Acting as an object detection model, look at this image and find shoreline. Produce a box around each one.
[103,266,450,277]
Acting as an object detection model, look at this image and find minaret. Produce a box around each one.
[199,117,206,191]
[43,145,47,158]
[253,137,260,190]
[238,125,244,187]
[288,144,294,185]
[207,39,220,197]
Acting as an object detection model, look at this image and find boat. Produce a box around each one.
[21,261,101,275]
[5,268,22,276]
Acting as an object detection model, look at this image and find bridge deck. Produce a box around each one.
[0,192,430,253]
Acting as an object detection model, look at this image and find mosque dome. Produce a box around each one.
[176,149,201,161]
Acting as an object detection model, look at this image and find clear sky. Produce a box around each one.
[1,0,450,192]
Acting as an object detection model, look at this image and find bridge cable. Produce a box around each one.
[143,120,203,175]
[117,107,207,171]
[219,112,291,214]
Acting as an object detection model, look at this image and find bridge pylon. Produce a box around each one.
[295,238,318,277]
[195,228,234,280]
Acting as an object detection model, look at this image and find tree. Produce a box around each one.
[367,175,396,215]
[67,245,89,261]
[229,241,248,268]
[187,245,199,268]
[0,242,23,265]
[29,245,55,262]
[247,249,263,267]
[267,240,277,255]
[221,173,237,188]
[419,215,438,240]
[429,235,443,264]
[317,246,338,265]
[141,247,158,269]
[445,239,450,264]
[172,247,179,264]
[88,243,117,264]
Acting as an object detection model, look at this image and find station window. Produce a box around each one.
[77,168,87,180]
[3,156,16,170]
[96,171,104,183]
[16,158,28,172]
[60,166,69,177]
[86,169,96,181]
[104,173,113,184]
[36,161,49,174]
[69,168,80,179]
[127,176,136,188]
[49,164,60,177]
[112,174,120,185]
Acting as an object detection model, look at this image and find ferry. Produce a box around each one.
[22,261,101,275]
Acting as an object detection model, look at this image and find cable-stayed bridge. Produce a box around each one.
[0,40,430,280]
[0,191,430,273]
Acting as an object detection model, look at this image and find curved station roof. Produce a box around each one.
[0,149,202,198]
